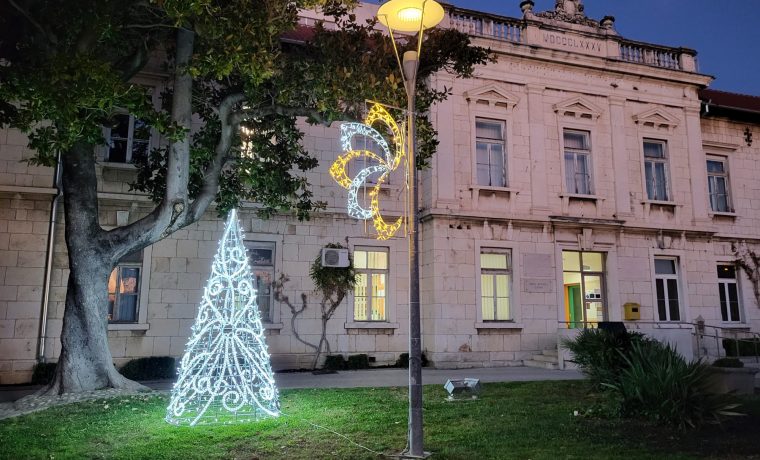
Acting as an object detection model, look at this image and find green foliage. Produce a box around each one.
[119,357,177,381]
[605,341,741,430]
[31,362,57,385]
[309,243,356,299]
[394,352,429,368]
[346,354,369,370]
[562,328,648,389]
[322,354,347,371]
[723,338,760,357]
[712,357,745,368]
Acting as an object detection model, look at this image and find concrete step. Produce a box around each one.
[542,349,559,358]
[531,354,559,364]
[523,359,559,370]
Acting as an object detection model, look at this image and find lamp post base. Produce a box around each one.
[395,450,432,459]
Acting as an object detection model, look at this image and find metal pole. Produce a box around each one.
[403,50,424,458]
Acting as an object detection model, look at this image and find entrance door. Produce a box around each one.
[562,251,606,328]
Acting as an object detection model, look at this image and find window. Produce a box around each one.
[107,249,143,323]
[247,241,276,322]
[105,114,150,163]
[480,250,512,321]
[475,118,506,187]
[353,248,388,321]
[563,130,592,194]
[718,265,741,323]
[654,258,680,322]
[707,156,731,212]
[643,140,670,201]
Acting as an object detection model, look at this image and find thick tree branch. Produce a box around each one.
[115,45,150,82]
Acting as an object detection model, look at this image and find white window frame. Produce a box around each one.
[474,117,507,188]
[102,113,152,164]
[107,245,152,331]
[706,155,732,213]
[642,139,672,202]
[244,232,283,328]
[562,129,593,195]
[479,248,513,321]
[475,240,522,329]
[246,240,276,324]
[352,246,390,322]
[717,264,743,324]
[653,256,682,322]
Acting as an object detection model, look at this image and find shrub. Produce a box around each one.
[120,357,177,381]
[562,328,648,389]
[606,341,740,429]
[346,354,370,370]
[712,357,744,368]
[323,354,347,371]
[395,352,430,368]
[722,338,760,357]
[31,362,57,385]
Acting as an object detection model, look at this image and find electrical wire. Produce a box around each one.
[279,410,390,457]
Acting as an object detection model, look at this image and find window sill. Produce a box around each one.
[100,162,138,171]
[642,200,677,207]
[263,322,284,330]
[344,321,399,329]
[719,323,750,330]
[709,211,737,218]
[475,322,524,330]
[560,193,603,201]
[470,186,519,195]
[108,323,149,331]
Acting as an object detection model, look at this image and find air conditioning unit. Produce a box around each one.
[321,248,350,268]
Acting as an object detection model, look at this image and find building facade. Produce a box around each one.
[2,0,760,383]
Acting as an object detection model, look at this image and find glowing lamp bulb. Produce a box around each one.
[397,7,422,23]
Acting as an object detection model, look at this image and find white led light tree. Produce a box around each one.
[166,209,279,426]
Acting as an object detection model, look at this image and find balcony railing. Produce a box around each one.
[618,40,682,70]
[450,12,524,44]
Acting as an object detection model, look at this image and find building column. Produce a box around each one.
[527,84,549,211]
[609,97,631,216]
[684,105,710,223]
[433,75,456,205]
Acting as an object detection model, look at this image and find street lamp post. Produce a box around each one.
[376,1,444,457]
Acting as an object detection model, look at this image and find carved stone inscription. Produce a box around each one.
[542,32,605,56]
[524,279,554,293]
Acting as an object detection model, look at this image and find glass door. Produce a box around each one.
[563,251,606,328]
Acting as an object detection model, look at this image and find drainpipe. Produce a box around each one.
[36,151,63,363]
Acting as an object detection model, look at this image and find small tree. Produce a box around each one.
[733,242,760,308]
[273,243,355,369]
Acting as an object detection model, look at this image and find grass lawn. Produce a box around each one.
[1,381,758,459]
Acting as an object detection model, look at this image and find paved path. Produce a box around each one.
[0,366,583,403]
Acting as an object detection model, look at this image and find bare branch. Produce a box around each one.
[8,0,56,45]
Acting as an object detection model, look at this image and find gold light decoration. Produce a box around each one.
[330,103,405,240]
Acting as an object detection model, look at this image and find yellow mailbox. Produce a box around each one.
[623,302,641,320]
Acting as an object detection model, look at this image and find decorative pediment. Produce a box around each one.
[464,84,520,109]
[553,96,603,120]
[633,107,680,130]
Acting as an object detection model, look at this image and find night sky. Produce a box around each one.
[375,1,760,95]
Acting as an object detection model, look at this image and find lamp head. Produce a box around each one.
[377,0,445,33]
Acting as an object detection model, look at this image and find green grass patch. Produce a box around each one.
[1,381,758,459]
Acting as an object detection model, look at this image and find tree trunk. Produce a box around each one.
[42,141,147,395]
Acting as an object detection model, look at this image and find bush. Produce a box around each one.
[722,338,760,357]
[31,362,57,385]
[562,328,648,389]
[120,357,177,381]
[606,341,740,429]
[395,352,430,368]
[346,354,370,370]
[323,354,347,371]
[712,357,744,368]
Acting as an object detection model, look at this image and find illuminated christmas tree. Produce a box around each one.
[166,209,279,426]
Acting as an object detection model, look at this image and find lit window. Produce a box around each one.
[717,265,741,323]
[480,250,512,321]
[654,258,680,322]
[105,114,150,163]
[475,118,506,187]
[707,156,731,212]
[246,241,276,323]
[564,130,592,195]
[353,248,388,321]
[644,140,670,201]
[107,249,143,323]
